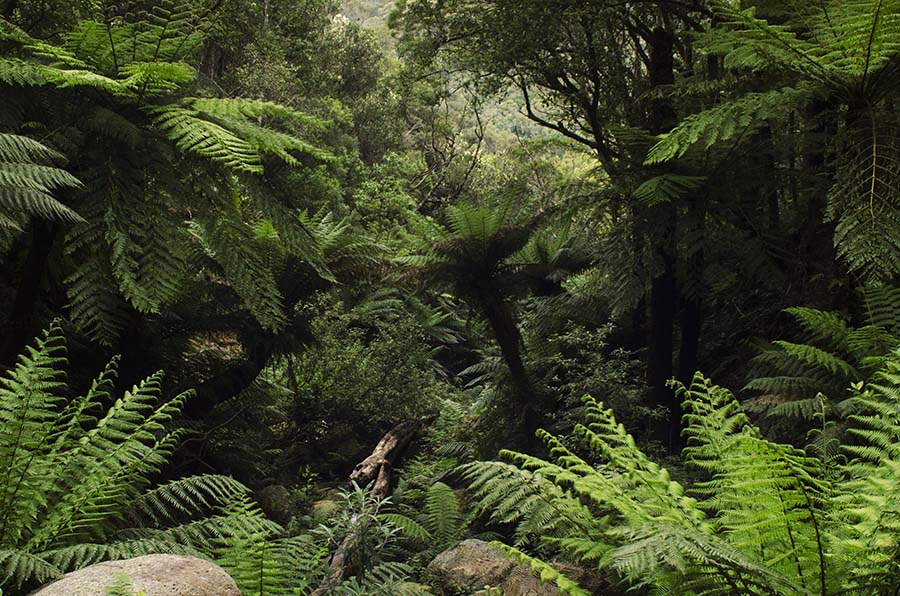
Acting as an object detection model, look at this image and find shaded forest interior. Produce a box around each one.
[2,1,900,595]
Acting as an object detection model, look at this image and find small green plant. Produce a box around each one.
[381,481,471,564]
[315,483,404,577]
[104,573,145,596]
[314,483,432,595]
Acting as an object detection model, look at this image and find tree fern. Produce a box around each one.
[647,0,900,280]
[1,11,336,343]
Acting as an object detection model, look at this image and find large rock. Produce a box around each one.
[255,484,293,523]
[427,539,559,596]
[428,540,615,596]
[29,554,241,596]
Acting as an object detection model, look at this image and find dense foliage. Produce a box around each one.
[3,0,900,595]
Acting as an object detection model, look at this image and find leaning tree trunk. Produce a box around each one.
[479,291,540,447]
[181,330,275,418]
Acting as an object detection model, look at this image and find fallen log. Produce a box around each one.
[349,419,423,497]
[310,418,427,595]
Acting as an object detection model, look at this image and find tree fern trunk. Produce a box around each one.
[481,292,539,446]
[184,330,275,418]
[0,221,55,368]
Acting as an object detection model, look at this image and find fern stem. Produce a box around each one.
[776,485,806,588]
[105,18,119,75]
[799,483,827,596]
[861,0,884,86]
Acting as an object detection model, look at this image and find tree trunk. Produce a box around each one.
[677,200,706,387]
[349,419,424,496]
[645,26,680,447]
[0,221,56,368]
[181,330,274,418]
[647,241,678,441]
[480,292,540,445]
[677,295,702,384]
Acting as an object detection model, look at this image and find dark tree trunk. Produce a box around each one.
[677,294,702,384]
[647,240,678,440]
[0,221,56,368]
[677,198,706,388]
[480,292,539,444]
[648,27,676,131]
[645,26,681,447]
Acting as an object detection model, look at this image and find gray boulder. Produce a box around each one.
[428,539,559,596]
[428,540,615,596]
[29,554,241,596]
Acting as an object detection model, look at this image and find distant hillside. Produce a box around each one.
[339,0,544,143]
[341,0,396,29]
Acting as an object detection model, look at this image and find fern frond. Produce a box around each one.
[150,100,331,173]
[494,543,591,596]
[199,214,286,330]
[0,133,82,229]
[862,284,900,331]
[0,550,61,590]
[424,482,464,545]
[65,257,133,346]
[645,86,814,164]
[105,190,189,313]
[634,174,707,205]
[150,106,265,173]
[828,110,900,281]
[0,326,277,592]
[216,528,326,596]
